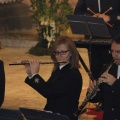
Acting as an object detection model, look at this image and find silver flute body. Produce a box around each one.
[9,61,67,65]
[73,60,115,117]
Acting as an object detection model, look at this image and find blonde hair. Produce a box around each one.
[50,35,80,71]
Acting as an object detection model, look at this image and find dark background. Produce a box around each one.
[0,1,33,32]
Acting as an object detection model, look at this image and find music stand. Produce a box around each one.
[19,107,70,120]
[66,15,111,38]
[66,15,111,81]
[0,108,24,120]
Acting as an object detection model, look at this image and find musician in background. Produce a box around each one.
[22,35,83,120]
[0,60,5,107]
[88,34,120,120]
[74,0,120,79]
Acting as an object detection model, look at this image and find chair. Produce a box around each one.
[19,107,70,120]
[0,108,24,120]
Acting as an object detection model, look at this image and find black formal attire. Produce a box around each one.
[25,63,83,120]
[0,60,5,107]
[74,0,120,79]
[89,63,120,120]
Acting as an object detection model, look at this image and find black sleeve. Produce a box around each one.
[0,60,5,107]
[25,69,82,99]
[74,0,87,15]
[108,1,120,25]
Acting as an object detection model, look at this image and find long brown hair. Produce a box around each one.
[51,35,80,71]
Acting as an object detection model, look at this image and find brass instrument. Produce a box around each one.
[9,61,67,65]
[73,60,115,117]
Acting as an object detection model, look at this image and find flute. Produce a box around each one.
[9,61,67,65]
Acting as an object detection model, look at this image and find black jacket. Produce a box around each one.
[0,60,5,107]
[89,63,120,120]
[25,63,83,120]
[74,0,120,38]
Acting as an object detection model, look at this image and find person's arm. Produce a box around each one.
[25,68,82,98]
[109,7,120,25]
[87,64,108,103]
[0,60,5,107]
[86,79,104,103]
[74,0,87,15]
[102,1,120,26]
[22,60,40,77]
[111,78,120,91]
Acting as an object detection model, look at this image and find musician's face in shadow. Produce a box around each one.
[54,44,71,65]
[111,41,120,65]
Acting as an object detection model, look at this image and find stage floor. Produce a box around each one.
[0,47,97,120]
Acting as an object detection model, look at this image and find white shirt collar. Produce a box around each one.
[59,62,69,70]
[117,65,120,79]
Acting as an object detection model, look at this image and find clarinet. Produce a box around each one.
[73,60,115,117]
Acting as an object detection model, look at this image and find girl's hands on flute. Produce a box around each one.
[21,60,40,77]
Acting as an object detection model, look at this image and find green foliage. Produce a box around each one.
[29,0,73,56]
[30,0,73,32]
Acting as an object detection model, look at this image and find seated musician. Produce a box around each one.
[22,35,83,120]
[88,34,120,120]
[0,60,5,107]
[74,0,120,80]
